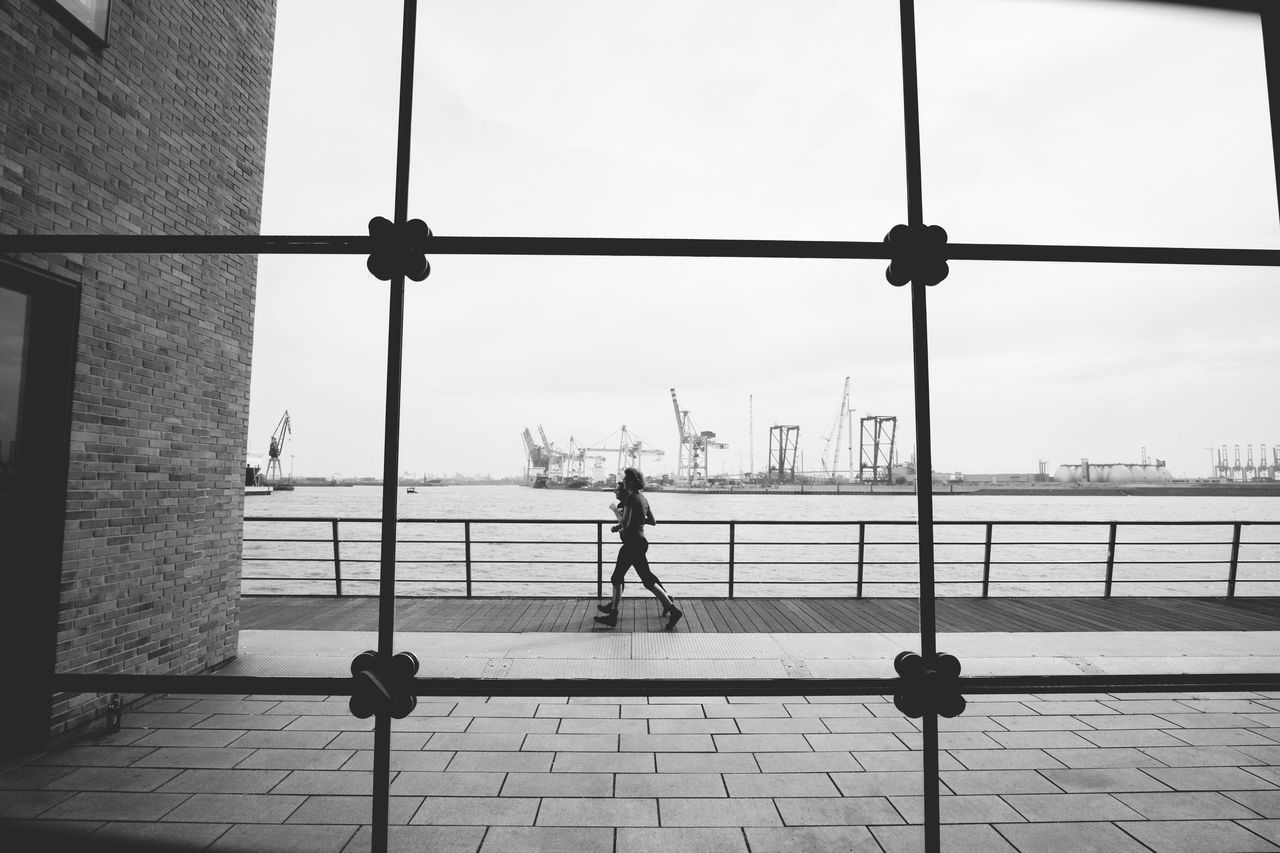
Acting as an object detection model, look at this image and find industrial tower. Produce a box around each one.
[265,411,291,484]
[859,415,897,484]
[820,377,854,480]
[580,425,664,480]
[670,388,726,483]
[768,425,800,482]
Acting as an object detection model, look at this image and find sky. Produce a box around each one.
[246,0,1280,481]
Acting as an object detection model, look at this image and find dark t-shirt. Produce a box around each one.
[621,491,653,542]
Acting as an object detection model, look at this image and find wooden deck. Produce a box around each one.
[240,595,1280,634]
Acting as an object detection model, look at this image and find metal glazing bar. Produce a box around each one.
[1263,8,1280,231]
[8,234,1280,267]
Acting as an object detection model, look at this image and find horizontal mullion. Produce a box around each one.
[6,234,1280,268]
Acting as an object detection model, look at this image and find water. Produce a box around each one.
[242,485,1280,598]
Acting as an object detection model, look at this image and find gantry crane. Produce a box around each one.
[580,425,664,480]
[670,388,726,483]
[265,411,291,484]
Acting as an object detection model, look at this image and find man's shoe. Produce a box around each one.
[594,612,618,628]
[597,603,617,614]
[665,608,683,631]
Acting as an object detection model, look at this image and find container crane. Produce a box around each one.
[265,411,291,484]
[670,388,726,484]
[580,425,664,480]
[820,377,854,480]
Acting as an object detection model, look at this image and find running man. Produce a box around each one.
[594,467,682,630]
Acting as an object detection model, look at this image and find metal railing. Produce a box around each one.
[242,517,1280,599]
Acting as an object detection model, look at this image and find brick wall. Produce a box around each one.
[1,0,277,737]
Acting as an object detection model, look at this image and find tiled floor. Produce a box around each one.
[3,689,1280,852]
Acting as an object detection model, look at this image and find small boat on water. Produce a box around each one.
[406,487,417,494]
[530,474,592,490]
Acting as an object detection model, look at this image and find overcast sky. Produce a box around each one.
[247,0,1280,480]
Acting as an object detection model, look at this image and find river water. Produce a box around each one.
[242,485,1280,598]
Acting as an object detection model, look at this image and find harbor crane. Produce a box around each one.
[670,388,726,484]
[265,411,291,484]
[580,425,664,480]
[859,414,898,484]
[819,377,854,480]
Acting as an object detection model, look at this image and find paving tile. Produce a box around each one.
[1227,790,1280,818]
[1249,767,1280,786]
[358,751,453,772]
[534,704,620,719]
[1045,747,1167,769]
[785,703,870,718]
[389,770,504,796]
[230,731,339,750]
[623,734,714,752]
[1172,728,1277,746]
[235,748,356,771]
[820,716,916,733]
[325,731,430,751]
[1003,792,1144,822]
[31,746,155,767]
[499,771,611,797]
[342,825,485,852]
[480,826,615,853]
[831,771,923,797]
[775,796,901,826]
[995,821,1151,853]
[714,734,813,752]
[890,794,1026,825]
[1023,701,1116,716]
[523,733,617,752]
[265,701,362,717]
[1080,729,1186,748]
[656,752,760,773]
[1038,767,1170,793]
[121,712,212,729]
[553,752,654,773]
[748,825,881,852]
[617,827,747,853]
[557,717,648,735]
[733,717,829,734]
[872,823,1018,853]
[92,821,232,849]
[622,704,705,719]
[729,696,808,705]
[722,772,840,797]
[1158,713,1259,729]
[615,772,725,798]
[132,747,257,769]
[992,715,1091,732]
[753,752,860,773]
[453,701,543,718]
[212,823,358,852]
[0,789,76,818]
[660,797,779,827]
[1142,745,1265,767]
[1118,819,1280,853]
[269,769,373,795]
[132,729,247,748]
[154,768,289,794]
[948,749,1064,770]
[569,696,649,705]
[648,718,738,735]
[989,731,1098,749]
[1075,713,1172,730]
[43,765,182,793]
[704,704,787,718]
[161,792,306,823]
[1147,766,1278,792]
[805,733,905,752]
[898,731,1004,751]
[940,769,1059,795]
[446,752,552,773]
[961,702,1035,716]
[280,716,371,732]
[411,795,539,825]
[427,732,525,752]
[1103,700,1198,714]
[0,765,77,789]
[285,795,421,825]
[857,751,963,772]
[195,714,297,731]
[1242,820,1280,846]
[465,717,558,734]
[537,796,657,826]
[1237,745,1280,763]
[392,715,473,732]
[183,699,280,715]
[1114,791,1261,820]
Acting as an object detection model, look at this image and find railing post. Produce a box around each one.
[464,521,472,598]
[1228,522,1242,598]
[1104,522,1117,598]
[981,522,993,599]
[856,522,865,599]
[597,522,604,599]
[332,519,343,597]
[728,522,736,599]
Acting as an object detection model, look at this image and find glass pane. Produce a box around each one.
[0,286,30,500]
[917,0,1280,248]
[411,0,906,239]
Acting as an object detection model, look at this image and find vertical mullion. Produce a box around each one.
[1263,8,1280,230]
[899,2,941,853]
[372,3,420,852]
